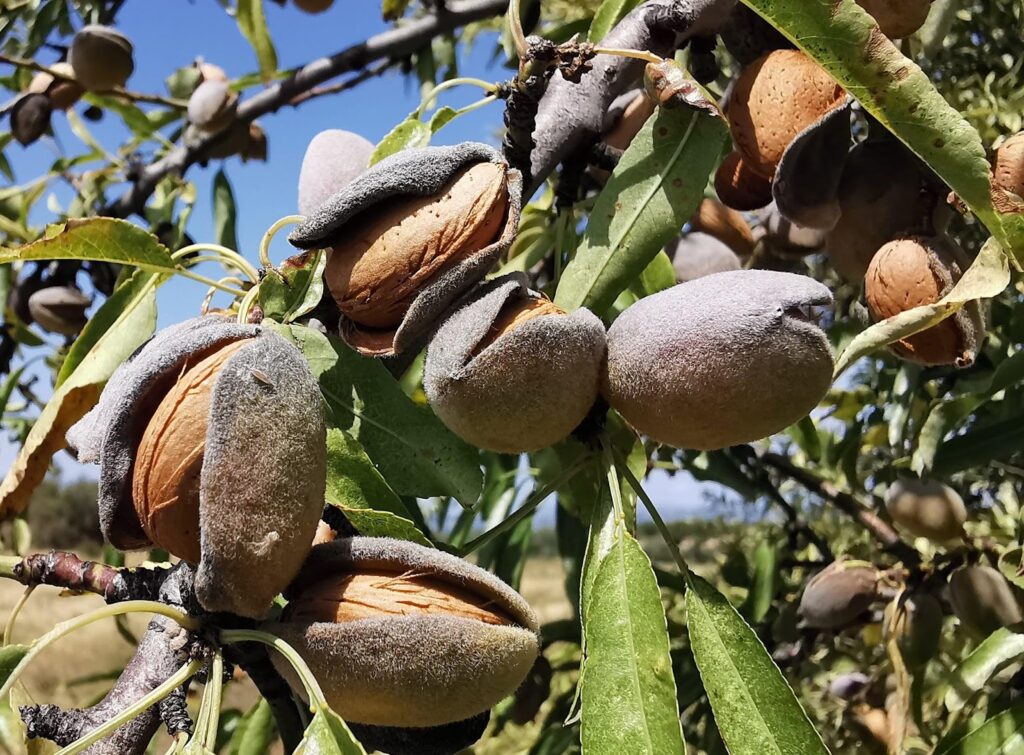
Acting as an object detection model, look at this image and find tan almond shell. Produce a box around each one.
[799,562,879,629]
[289,143,523,358]
[690,198,755,257]
[714,151,774,211]
[327,161,509,329]
[131,340,249,563]
[27,63,83,110]
[864,235,985,367]
[991,132,1024,212]
[728,50,846,178]
[65,316,326,619]
[423,273,606,454]
[265,537,539,728]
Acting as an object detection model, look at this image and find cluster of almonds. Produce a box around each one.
[66,316,541,751]
[293,135,838,453]
[11,25,133,146]
[798,477,1023,668]
[666,38,1019,370]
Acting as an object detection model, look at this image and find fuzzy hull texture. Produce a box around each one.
[603,270,834,450]
[424,274,606,453]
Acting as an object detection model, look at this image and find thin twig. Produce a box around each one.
[104,0,509,219]
[287,59,394,107]
[0,53,187,109]
[758,451,921,566]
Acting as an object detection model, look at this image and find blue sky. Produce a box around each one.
[2,1,731,524]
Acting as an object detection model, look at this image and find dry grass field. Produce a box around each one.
[0,555,575,754]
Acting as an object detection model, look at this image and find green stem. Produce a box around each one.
[259,215,305,269]
[0,601,198,700]
[508,0,529,62]
[203,277,246,313]
[174,267,246,296]
[193,652,224,749]
[592,46,664,65]
[3,585,35,646]
[53,660,203,755]
[172,244,260,282]
[236,284,261,324]
[416,78,498,118]
[0,555,21,580]
[459,457,593,555]
[220,629,327,712]
[611,445,690,577]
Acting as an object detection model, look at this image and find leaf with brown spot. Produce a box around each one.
[0,276,158,518]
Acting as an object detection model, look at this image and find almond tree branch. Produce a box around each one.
[757,450,921,566]
[0,53,187,109]
[104,0,509,219]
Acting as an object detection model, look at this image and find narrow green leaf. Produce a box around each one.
[0,646,30,690]
[382,0,413,21]
[213,170,239,252]
[57,270,161,388]
[911,395,984,475]
[589,0,643,41]
[630,250,676,298]
[581,532,684,753]
[236,0,278,83]
[737,0,1023,258]
[323,428,431,545]
[944,627,1024,712]
[741,539,777,624]
[325,428,406,517]
[226,699,275,755]
[937,699,1024,755]
[0,218,177,273]
[271,324,482,507]
[0,365,26,418]
[933,410,1024,475]
[370,118,430,166]
[0,280,158,517]
[292,709,366,755]
[429,105,459,134]
[686,573,829,755]
[554,104,728,315]
[258,249,326,323]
